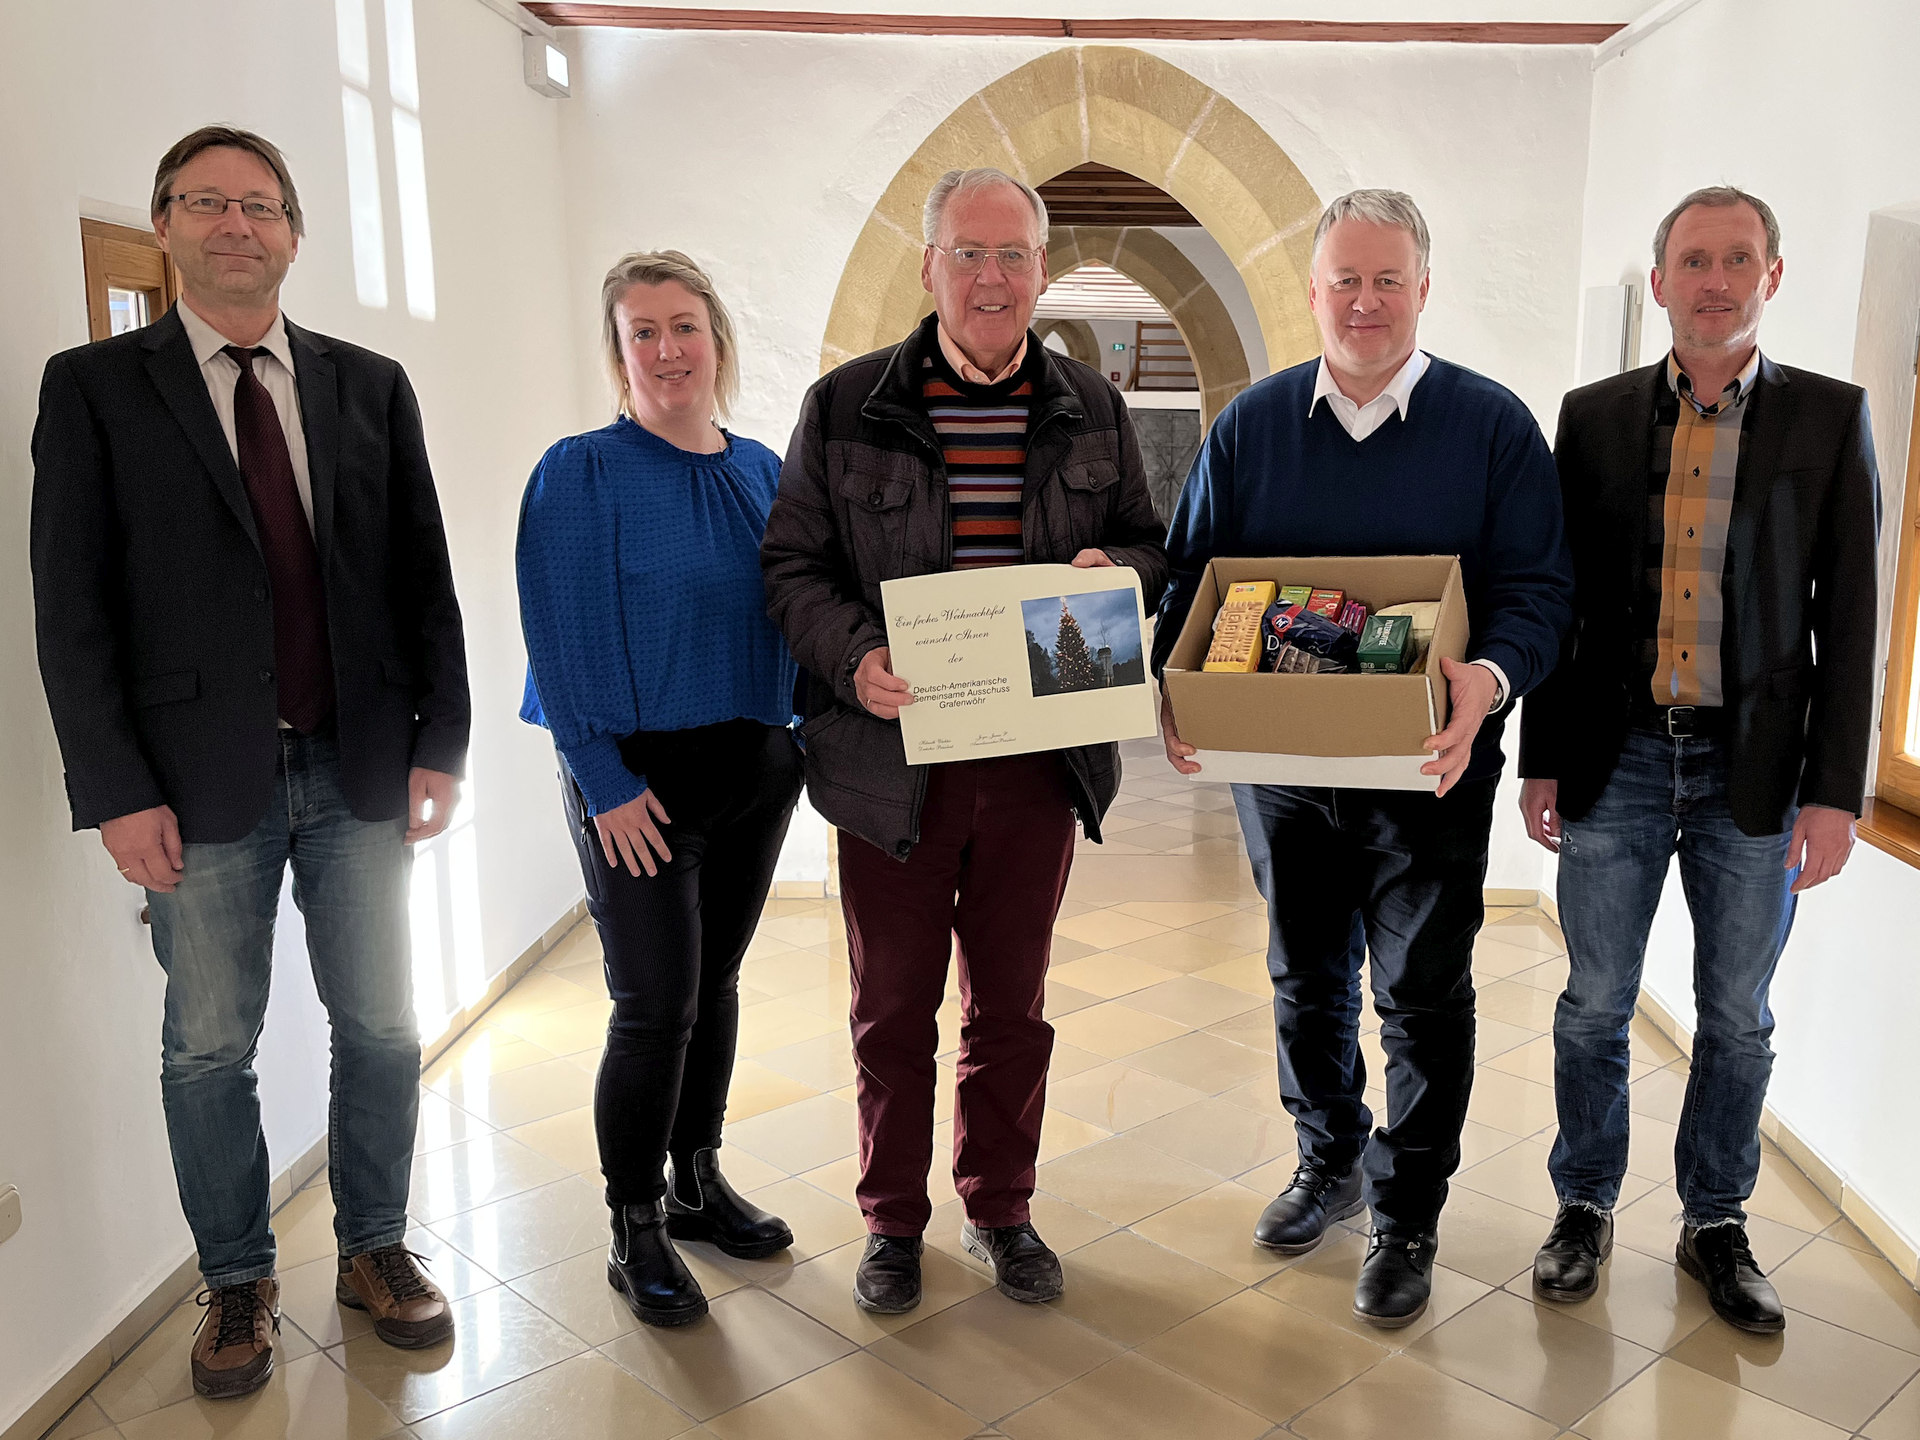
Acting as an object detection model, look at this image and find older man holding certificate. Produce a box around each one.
[762,167,1166,1315]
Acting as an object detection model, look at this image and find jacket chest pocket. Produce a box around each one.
[1053,458,1120,557]
[834,468,918,583]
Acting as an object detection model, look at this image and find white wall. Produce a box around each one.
[1577,0,1920,1250]
[1156,224,1269,381]
[0,1,590,1426]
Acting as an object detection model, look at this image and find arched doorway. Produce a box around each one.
[818,45,1320,420]
[1035,317,1099,367]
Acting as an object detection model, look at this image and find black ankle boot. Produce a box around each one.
[665,1148,794,1260]
[1353,1229,1437,1328]
[1533,1205,1613,1302]
[1678,1223,1784,1334]
[607,1201,707,1327]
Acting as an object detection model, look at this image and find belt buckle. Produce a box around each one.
[1665,706,1696,738]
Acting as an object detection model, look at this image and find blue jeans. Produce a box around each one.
[1550,727,1797,1226]
[146,730,417,1286]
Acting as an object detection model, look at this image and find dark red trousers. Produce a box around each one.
[837,753,1077,1236]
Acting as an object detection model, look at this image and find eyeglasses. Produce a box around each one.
[167,191,290,223]
[932,245,1039,275]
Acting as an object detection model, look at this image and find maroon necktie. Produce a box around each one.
[224,346,335,733]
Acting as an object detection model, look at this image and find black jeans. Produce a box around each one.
[560,719,803,1206]
[1231,778,1497,1234]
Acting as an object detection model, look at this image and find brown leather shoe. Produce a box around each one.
[336,1245,455,1348]
[190,1277,280,1399]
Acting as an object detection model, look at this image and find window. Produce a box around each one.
[79,219,177,341]
[1876,374,1920,820]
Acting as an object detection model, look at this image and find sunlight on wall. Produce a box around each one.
[408,776,488,1048]
[334,0,435,320]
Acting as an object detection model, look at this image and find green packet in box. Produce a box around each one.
[1357,613,1414,674]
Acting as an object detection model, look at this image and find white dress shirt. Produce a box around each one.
[1307,347,1510,710]
[176,299,315,530]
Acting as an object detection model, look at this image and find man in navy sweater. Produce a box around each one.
[1155,190,1574,1326]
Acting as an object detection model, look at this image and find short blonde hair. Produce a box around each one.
[600,250,740,423]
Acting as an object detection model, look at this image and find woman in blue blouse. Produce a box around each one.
[516,252,802,1326]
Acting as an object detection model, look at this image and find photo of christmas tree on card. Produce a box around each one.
[1022,590,1146,698]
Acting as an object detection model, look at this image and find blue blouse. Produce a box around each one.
[515,416,798,814]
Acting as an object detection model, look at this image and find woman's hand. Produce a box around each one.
[594,789,673,877]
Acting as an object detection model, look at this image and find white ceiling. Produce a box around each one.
[557,1,1668,22]
[1034,263,1170,321]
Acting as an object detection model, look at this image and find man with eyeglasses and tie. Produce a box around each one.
[31,126,468,1398]
[762,167,1166,1314]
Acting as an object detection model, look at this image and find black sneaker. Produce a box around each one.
[1353,1229,1437,1328]
[1678,1223,1784,1334]
[1253,1163,1364,1254]
[961,1220,1064,1302]
[853,1234,923,1314]
[1533,1205,1613,1302]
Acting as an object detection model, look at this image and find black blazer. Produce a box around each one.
[31,306,469,844]
[1519,356,1880,836]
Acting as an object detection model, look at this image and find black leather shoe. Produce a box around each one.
[1253,1163,1364,1254]
[1354,1229,1437,1328]
[1533,1205,1613,1302]
[962,1220,1064,1302]
[607,1201,708,1327]
[665,1148,794,1259]
[1678,1223,1785,1334]
[853,1235,923,1313]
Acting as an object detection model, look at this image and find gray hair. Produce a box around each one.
[922,168,1050,248]
[1652,185,1781,270]
[1310,189,1431,275]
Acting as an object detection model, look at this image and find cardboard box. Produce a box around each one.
[1162,556,1469,790]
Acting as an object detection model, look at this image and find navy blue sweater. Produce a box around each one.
[1155,355,1574,781]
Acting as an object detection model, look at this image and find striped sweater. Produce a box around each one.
[922,352,1031,569]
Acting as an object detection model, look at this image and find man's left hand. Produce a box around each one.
[1422,657,1499,798]
[407,767,461,844]
[1787,803,1855,893]
[1069,549,1115,568]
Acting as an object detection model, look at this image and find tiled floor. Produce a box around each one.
[49,737,1920,1439]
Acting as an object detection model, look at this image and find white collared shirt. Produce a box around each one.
[1309,347,1430,443]
[1308,346,1510,709]
[176,298,315,529]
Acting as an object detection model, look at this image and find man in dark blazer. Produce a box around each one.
[1519,186,1880,1335]
[31,127,469,1397]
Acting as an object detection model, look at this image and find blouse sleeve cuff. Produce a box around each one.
[560,734,646,817]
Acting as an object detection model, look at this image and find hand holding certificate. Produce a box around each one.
[880,562,1157,765]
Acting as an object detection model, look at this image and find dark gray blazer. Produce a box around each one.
[31,305,469,843]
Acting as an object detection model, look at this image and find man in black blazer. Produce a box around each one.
[1518,187,1880,1335]
[31,127,468,1397]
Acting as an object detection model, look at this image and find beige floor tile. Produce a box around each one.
[706,1351,976,1440]
[1407,1288,1658,1426]
[1476,980,1561,1031]
[94,1296,262,1423]
[713,1177,869,1271]
[1045,1061,1209,1130]
[507,1242,743,1347]
[1109,928,1249,975]
[1036,1107,1110,1164]
[721,1060,820,1123]
[1669,1303,1920,1432]
[1177,908,1272,953]
[1466,1068,1560,1137]
[1043,1041,1105,1079]
[868,1288,1122,1423]
[1128,1098,1293,1178]
[492,997,614,1057]
[1110,822,1196,852]
[1046,1230,1240,1345]
[1034,1136,1216,1226]
[503,1105,600,1178]
[1629,1013,1685,1066]
[1630,1062,1690,1124]
[1105,798,1198,825]
[406,1131,570,1225]
[737,950,832,999]
[1203,1007,1276,1053]
[1510,955,1572,993]
[1122,975,1262,1030]
[411,1350,693,1440]
[1044,953,1181,1000]
[757,912,832,948]
[415,1092,494,1156]
[116,1351,404,1440]
[1771,1237,1920,1356]
[723,1092,858,1174]
[1111,900,1239,928]
[335,1284,585,1424]
[1434,1184,1552,1288]
[1049,1000,1189,1060]
[1571,1356,1850,1440]
[1456,1118,1526,1169]
[1819,1215,1881,1255]
[740,930,796,962]
[1258,1230,1491,1351]
[1476,935,1562,980]
[925,1195,1115,1269]
[1129,1180,1294,1286]
[1189,952,1273,997]
[733,997,842,1056]
[800,1117,959,1214]
[1455,1138,1658,1221]
[479,970,601,1022]
[999,1350,1267,1440]
[269,1184,349,1271]
[1746,1151,1842,1233]
[1292,1352,1556,1440]
[1217,1070,1293,1121]
[1052,910,1169,950]
[1624,1113,1682,1183]
[601,1285,855,1420]
[1124,1030,1273,1093]
[43,1395,116,1440]
[1514,1240,1714,1352]
[761,1234,993,1342]
[1610,1186,1817,1273]
[429,1174,607,1281]
[429,1055,595,1131]
[1043,978,1103,1018]
[1866,1375,1920,1438]
[753,1031,857,1091]
[1483,1033,1559,1084]
[1140,1287,1386,1420]
[1483,913,1567,949]
[422,1030,554,1092]
[1475,1015,1544,1061]
[279,1251,377,1349]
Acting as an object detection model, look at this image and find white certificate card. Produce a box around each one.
[881,563,1157,766]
